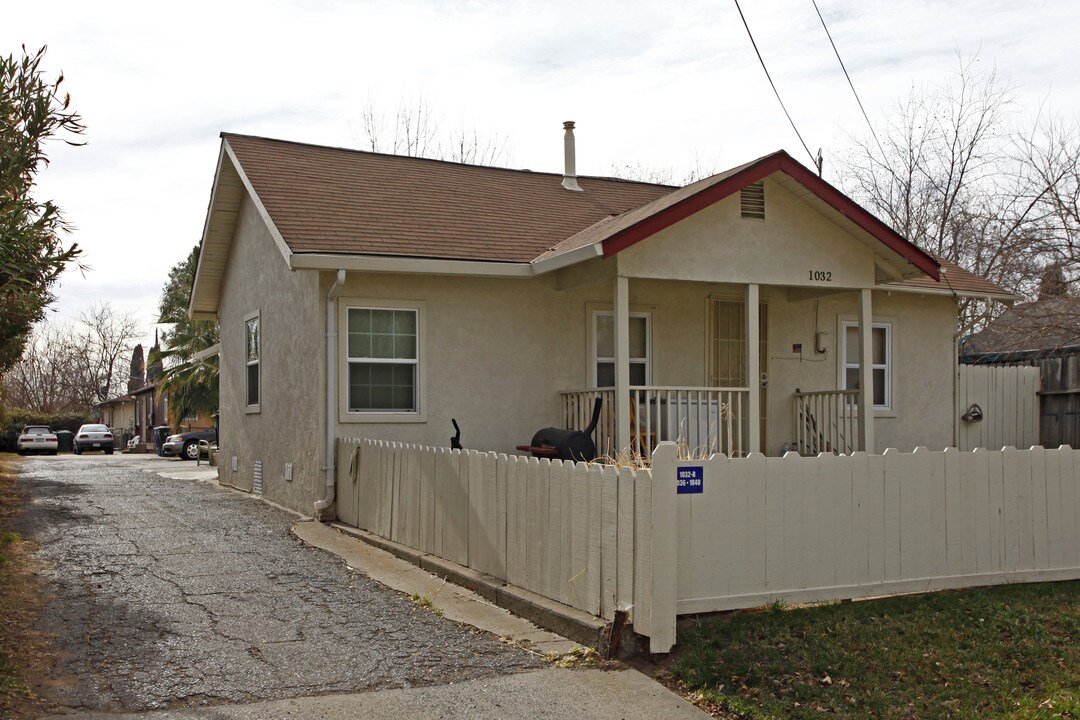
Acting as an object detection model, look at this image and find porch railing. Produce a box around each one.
[560,386,750,460]
[792,388,859,455]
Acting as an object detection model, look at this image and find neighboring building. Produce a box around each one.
[961,295,1080,448]
[128,382,215,452]
[189,129,1012,517]
[131,383,166,451]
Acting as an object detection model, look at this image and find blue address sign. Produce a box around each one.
[677,466,704,494]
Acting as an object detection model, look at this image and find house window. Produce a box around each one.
[841,321,891,410]
[592,312,650,387]
[245,312,260,409]
[347,307,419,412]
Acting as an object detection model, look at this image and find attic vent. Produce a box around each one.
[741,182,765,220]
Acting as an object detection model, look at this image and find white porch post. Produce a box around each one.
[614,276,631,452]
[746,283,761,454]
[858,288,876,452]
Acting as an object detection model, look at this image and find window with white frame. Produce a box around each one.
[346,307,419,412]
[841,321,891,410]
[245,312,260,409]
[592,311,650,387]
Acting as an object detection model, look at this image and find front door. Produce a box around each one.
[707,296,767,451]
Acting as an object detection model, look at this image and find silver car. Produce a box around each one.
[74,424,115,454]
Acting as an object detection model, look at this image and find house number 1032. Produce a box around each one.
[809,270,833,281]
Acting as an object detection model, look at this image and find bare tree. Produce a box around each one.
[838,53,1079,333]
[1,322,83,413]
[446,121,511,166]
[609,152,722,186]
[2,303,142,413]
[74,303,141,402]
[1014,117,1080,273]
[355,93,511,166]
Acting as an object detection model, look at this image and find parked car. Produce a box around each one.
[73,424,115,454]
[16,426,58,455]
[162,429,217,460]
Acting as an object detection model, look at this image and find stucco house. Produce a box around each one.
[189,126,1011,517]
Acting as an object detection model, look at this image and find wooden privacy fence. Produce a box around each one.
[336,438,1080,654]
[958,365,1039,451]
[334,438,667,631]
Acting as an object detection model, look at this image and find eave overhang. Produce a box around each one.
[188,137,294,321]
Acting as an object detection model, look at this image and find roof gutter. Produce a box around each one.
[315,269,347,518]
[290,253,533,277]
[530,243,604,275]
[876,283,1018,303]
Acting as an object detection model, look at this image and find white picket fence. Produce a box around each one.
[336,438,1080,654]
[335,438,647,622]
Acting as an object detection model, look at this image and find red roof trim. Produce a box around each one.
[600,151,940,281]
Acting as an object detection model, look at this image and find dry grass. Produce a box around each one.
[592,431,728,471]
[0,454,53,719]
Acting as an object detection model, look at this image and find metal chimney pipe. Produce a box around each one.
[562,121,583,192]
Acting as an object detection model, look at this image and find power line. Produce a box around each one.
[811,0,887,160]
[733,0,819,172]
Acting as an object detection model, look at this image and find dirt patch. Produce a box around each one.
[0,455,57,719]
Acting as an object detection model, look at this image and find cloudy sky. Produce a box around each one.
[5,0,1079,346]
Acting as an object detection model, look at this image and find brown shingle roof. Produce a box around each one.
[962,296,1080,355]
[220,134,1011,298]
[886,258,1015,298]
[224,134,673,263]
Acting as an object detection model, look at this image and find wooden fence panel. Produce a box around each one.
[600,465,618,620]
[336,438,644,622]
[335,441,356,527]
[586,464,603,617]
[444,449,469,567]
[419,448,436,554]
[506,455,528,589]
[669,444,1080,632]
[568,462,589,611]
[960,365,1040,451]
[632,463,653,638]
[616,466,636,620]
[524,458,547,598]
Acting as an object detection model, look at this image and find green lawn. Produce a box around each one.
[668,582,1080,719]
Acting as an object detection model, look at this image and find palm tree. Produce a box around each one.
[149,318,219,427]
[151,244,219,427]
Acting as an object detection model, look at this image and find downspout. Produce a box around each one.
[315,269,347,517]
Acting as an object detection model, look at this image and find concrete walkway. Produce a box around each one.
[43,667,703,719]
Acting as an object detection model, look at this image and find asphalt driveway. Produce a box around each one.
[14,454,541,713]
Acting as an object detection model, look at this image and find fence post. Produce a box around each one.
[648,441,678,653]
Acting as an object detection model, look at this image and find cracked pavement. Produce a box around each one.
[15,454,541,713]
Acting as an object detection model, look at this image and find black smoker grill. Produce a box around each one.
[516,397,603,462]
